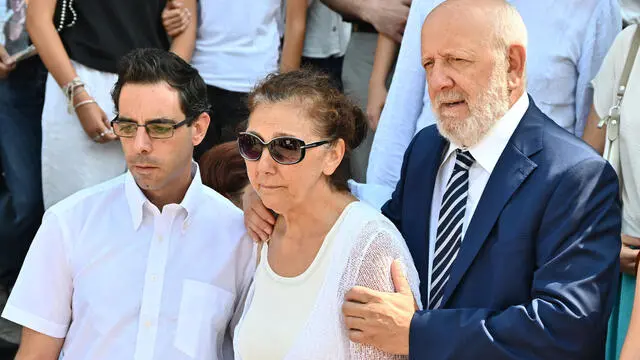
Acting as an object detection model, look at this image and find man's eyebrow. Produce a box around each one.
[115,116,177,123]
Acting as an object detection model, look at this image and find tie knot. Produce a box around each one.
[455,150,474,170]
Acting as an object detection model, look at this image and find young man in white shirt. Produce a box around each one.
[2,48,256,360]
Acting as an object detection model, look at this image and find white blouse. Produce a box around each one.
[592,24,640,238]
[233,201,422,359]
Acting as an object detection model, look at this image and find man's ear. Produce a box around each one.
[191,112,210,146]
[506,44,527,91]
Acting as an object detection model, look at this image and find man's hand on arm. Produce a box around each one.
[15,328,64,360]
[342,260,417,355]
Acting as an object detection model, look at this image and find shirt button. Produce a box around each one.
[157,235,163,243]
[332,26,337,32]
[150,274,158,282]
[144,320,152,328]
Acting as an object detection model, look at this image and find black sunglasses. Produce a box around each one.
[237,132,333,165]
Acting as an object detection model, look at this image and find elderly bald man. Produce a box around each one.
[339,0,621,358]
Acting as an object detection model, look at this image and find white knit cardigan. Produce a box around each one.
[233,201,422,359]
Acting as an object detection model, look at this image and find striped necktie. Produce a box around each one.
[429,149,475,309]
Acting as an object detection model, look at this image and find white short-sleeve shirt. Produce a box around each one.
[191,0,281,92]
[302,0,352,58]
[2,164,256,360]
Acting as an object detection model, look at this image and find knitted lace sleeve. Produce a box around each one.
[339,219,422,359]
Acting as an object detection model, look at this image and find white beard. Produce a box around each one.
[432,62,511,148]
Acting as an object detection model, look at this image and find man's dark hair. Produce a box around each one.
[111,48,210,124]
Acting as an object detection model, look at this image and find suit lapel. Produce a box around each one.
[440,99,544,307]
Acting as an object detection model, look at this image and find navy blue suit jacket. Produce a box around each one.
[381,98,621,359]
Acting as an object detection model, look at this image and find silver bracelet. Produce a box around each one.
[73,99,97,111]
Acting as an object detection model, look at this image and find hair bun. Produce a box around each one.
[347,103,367,150]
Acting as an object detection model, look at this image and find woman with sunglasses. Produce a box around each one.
[233,69,421,359]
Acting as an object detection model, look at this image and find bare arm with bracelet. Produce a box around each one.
[26,0,116,144]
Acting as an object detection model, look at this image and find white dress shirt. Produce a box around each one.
[3,164,256,360]
[426,94,528,303]
[353,0,621,207]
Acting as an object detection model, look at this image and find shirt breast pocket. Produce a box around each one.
[174,279,235,358]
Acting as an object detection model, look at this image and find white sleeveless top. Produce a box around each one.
[233,201,422,359]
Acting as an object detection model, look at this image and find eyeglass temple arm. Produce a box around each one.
[300,140,331,149]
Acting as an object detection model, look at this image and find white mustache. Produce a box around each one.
[435,91,466,107]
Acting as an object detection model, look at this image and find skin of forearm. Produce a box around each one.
[582,105,606,155]
[26,0,79,87]
[369,34,399,87]
[280,16,307,72]
[169,0,197,62]
[320,0,366,22]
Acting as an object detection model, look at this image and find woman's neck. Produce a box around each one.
[272,186,356,246]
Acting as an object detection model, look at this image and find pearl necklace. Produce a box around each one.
[55,0,77,32]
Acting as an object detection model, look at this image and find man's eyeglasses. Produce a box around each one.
[110,117,191,139]
[237,132,333,165]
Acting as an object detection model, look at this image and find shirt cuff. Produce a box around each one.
[2,303,68,339]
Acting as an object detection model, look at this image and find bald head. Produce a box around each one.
[426,0,528,54]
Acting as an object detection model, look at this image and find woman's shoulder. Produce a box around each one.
[340,201,407,254]
[345,201,394,225]
[600,24,639,70]
[612,25,640,59]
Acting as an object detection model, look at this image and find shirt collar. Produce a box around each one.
[442,93,529,173]
[125,161,203,230]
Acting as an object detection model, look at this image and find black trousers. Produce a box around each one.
[194,85,249,161]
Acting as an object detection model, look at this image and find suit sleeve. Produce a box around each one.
[408,158,621,359]
[381,132,421,230]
